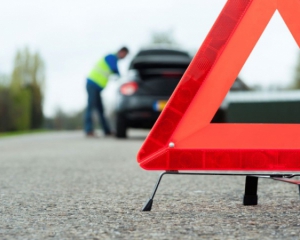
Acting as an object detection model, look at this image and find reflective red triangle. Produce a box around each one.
[137,0,300,171]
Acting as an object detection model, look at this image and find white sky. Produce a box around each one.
[0,0,299,116]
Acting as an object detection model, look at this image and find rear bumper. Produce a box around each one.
[117,95,168,128]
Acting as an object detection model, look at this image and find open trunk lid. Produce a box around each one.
[130,54,191,96]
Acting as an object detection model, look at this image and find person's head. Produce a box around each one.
[117,46,129,59]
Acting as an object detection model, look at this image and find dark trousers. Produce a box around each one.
[84,80,111,135]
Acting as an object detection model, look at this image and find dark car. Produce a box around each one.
[103,47,250,138]
[103,47,192,138]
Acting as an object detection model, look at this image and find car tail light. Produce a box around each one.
[120,82,138,96]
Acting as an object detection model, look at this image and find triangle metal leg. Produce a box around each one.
[243,176,258,205]
[142,199,153,211]
[141,172,300,211]
[142,172,169,211]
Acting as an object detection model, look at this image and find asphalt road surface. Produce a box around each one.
[1,130,300,239]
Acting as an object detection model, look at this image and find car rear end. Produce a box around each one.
[115,49,191,138]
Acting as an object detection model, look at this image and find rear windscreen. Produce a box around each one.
[135,68,188,96]
[130,54,191,70]
[138,68,187,80]
[130,51,191,96]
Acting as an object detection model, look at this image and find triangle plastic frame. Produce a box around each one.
[137,0,300,172]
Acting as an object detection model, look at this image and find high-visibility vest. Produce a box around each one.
[88,58,112,88]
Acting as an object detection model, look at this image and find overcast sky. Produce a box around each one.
[1,0,299,116]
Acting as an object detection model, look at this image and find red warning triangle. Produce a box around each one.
[137,0,300,171]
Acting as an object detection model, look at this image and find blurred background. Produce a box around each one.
[1,0,300,134]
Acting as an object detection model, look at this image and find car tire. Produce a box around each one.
[116,114,127,138]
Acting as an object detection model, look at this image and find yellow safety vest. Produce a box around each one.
[88,58,112,88]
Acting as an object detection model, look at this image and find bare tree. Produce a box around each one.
[149,30,178,46]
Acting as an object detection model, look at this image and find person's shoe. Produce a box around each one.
[104,132,114,137]
[86,132,97,137]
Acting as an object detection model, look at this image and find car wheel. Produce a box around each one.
[116,114,127,138]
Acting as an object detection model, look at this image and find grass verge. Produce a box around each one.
[0,129,48,138]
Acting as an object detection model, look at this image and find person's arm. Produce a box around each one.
[105,54,120,75]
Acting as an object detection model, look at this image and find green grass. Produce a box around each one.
[0,129,49,138]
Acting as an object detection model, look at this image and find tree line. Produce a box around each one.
[0,47,85,133]
[2,40,300,133]
[0,47,44,132]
